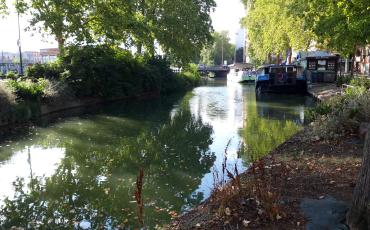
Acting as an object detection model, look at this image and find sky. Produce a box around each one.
[0,0,246,53]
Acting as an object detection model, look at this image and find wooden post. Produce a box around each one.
[347,125,370,229]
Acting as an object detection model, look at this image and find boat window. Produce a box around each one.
[270,67,286,74]
[317,60,326,70]
[327,61,336,71]
[308,61,316,70]
[287,67,296,72]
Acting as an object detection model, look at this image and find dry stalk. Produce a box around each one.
[134,168,144,227]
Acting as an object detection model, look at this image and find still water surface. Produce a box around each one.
[0,80,313,228]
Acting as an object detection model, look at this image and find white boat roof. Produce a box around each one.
[228,63,253,69]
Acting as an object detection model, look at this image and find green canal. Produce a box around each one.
[0,80,314,229]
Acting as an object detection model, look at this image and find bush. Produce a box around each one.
[180,63,201,87]
[4,71,18,80]
[309,90,370,139]
[7,78,48,101]
[336,75,352,86]
[0,81,16,113]
[26,62,63,80]
[61,45,193,98]
[349,77,370,89]
[305,102,332,123]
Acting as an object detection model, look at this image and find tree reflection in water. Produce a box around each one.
[0,97,215,229]
[240,89,309,161]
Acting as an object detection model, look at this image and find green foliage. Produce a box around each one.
[17,0,216,63]
[4,71,18,80]
[0,0,7,15]
[349,77,370,89]
[305,103,333,123]
[60,45,197,98]
[242,0,369,64]
[336,75,353,86]
[61,45,157,98]
[26,62,63,80]
[242,0,313,63]
[310,90,370,139]
[7,78,48,101]
[200,31,235,65]
[305,0,370,57]
[0,81,16,113]
[345,85,367,97]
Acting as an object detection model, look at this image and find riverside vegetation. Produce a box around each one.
[0,45,201,125]
[306,77,370,140]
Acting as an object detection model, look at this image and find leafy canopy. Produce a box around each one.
[304,0,370,56]
[200,31,235,65]
[15,0,216,64]
[242,0,313,63]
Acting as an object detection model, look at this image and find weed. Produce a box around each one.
[134,168,144,227]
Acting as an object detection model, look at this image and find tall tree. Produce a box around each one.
[200,31,235,65]
[304,0,370,75]
[17,0,216,64]
[241,0,313,64]
[16,0,96,54]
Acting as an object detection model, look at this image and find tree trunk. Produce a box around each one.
[351,44,357,77]
[347,126,370,230]
[287,48,292,64]
[275,53,280,65]
[137,43,143,55]
[57,36,65,57]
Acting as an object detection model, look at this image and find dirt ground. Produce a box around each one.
[167,129,364,230]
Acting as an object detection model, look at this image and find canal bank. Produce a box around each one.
[168,127,363,230]
[307,83,342,101]
[0,90,160,129]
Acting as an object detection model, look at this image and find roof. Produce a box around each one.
[228,63,253,69]
[257,64,298,69]
[297,51,337,59]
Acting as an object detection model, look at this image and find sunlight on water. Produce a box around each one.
[0,147,64,200]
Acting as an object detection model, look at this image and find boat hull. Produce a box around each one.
[227,72,256,83]
[255,79,307,94]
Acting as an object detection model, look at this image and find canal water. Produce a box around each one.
[0,80,313,229]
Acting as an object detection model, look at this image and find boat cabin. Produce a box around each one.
[295,51,339,83]
[256,65,307,94]
[304,56,339,83]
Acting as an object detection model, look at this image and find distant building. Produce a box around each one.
[0,48,59,74]
[354,46,369,75]
[40,48,60,63]
[23,51,42,63]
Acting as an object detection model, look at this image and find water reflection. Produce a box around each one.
[241,86,313,161]
[0,80,313,228]
[0,97,215,228]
